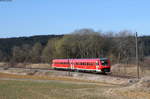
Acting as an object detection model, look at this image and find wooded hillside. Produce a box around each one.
[0,35,63,61]
[0,29,149,64]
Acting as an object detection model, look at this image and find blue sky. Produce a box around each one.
[0,0,150,38]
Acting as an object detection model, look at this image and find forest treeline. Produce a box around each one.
[0,29,150,64]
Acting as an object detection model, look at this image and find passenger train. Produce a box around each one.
[52,58,111,73]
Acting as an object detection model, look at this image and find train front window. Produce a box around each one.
[101,60,108,66]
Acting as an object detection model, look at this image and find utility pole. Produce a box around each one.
[67,49,71,76]
[135,32,140,79]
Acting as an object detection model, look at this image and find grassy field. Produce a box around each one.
[0,72,120,99]
[0,73,150,99]
[0,79,117,99]
[0,67,150,99]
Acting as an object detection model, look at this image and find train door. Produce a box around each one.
[96,61,100,72]
[70,60,74,70]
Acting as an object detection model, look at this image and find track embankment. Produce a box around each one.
[0,67,131,85]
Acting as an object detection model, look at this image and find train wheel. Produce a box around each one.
[102,72,107,75]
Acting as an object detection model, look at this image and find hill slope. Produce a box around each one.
[0,35,63,61]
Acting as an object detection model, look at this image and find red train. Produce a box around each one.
[52,58,111,73]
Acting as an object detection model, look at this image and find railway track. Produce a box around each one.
[0,66,136,79]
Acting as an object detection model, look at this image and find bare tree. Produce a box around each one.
[31,42,43,63]
[42,39,57,63]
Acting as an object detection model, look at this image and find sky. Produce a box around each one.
[0,0,150,38]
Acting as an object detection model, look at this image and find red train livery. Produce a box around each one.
[52,58,111,73]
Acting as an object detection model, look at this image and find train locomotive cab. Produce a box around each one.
[99,58,111,73]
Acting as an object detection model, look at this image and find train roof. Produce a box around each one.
[52,58,109,62]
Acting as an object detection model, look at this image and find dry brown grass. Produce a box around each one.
[117,90,150,99]
[111,64,150,77]
[106,87,150,99]
[105,76,150,99]
[0,62,51,69]
[26,63,50,68]
[0,62,9,67]
[0,72,83,82]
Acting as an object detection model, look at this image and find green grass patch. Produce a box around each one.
[0,80,115,99]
